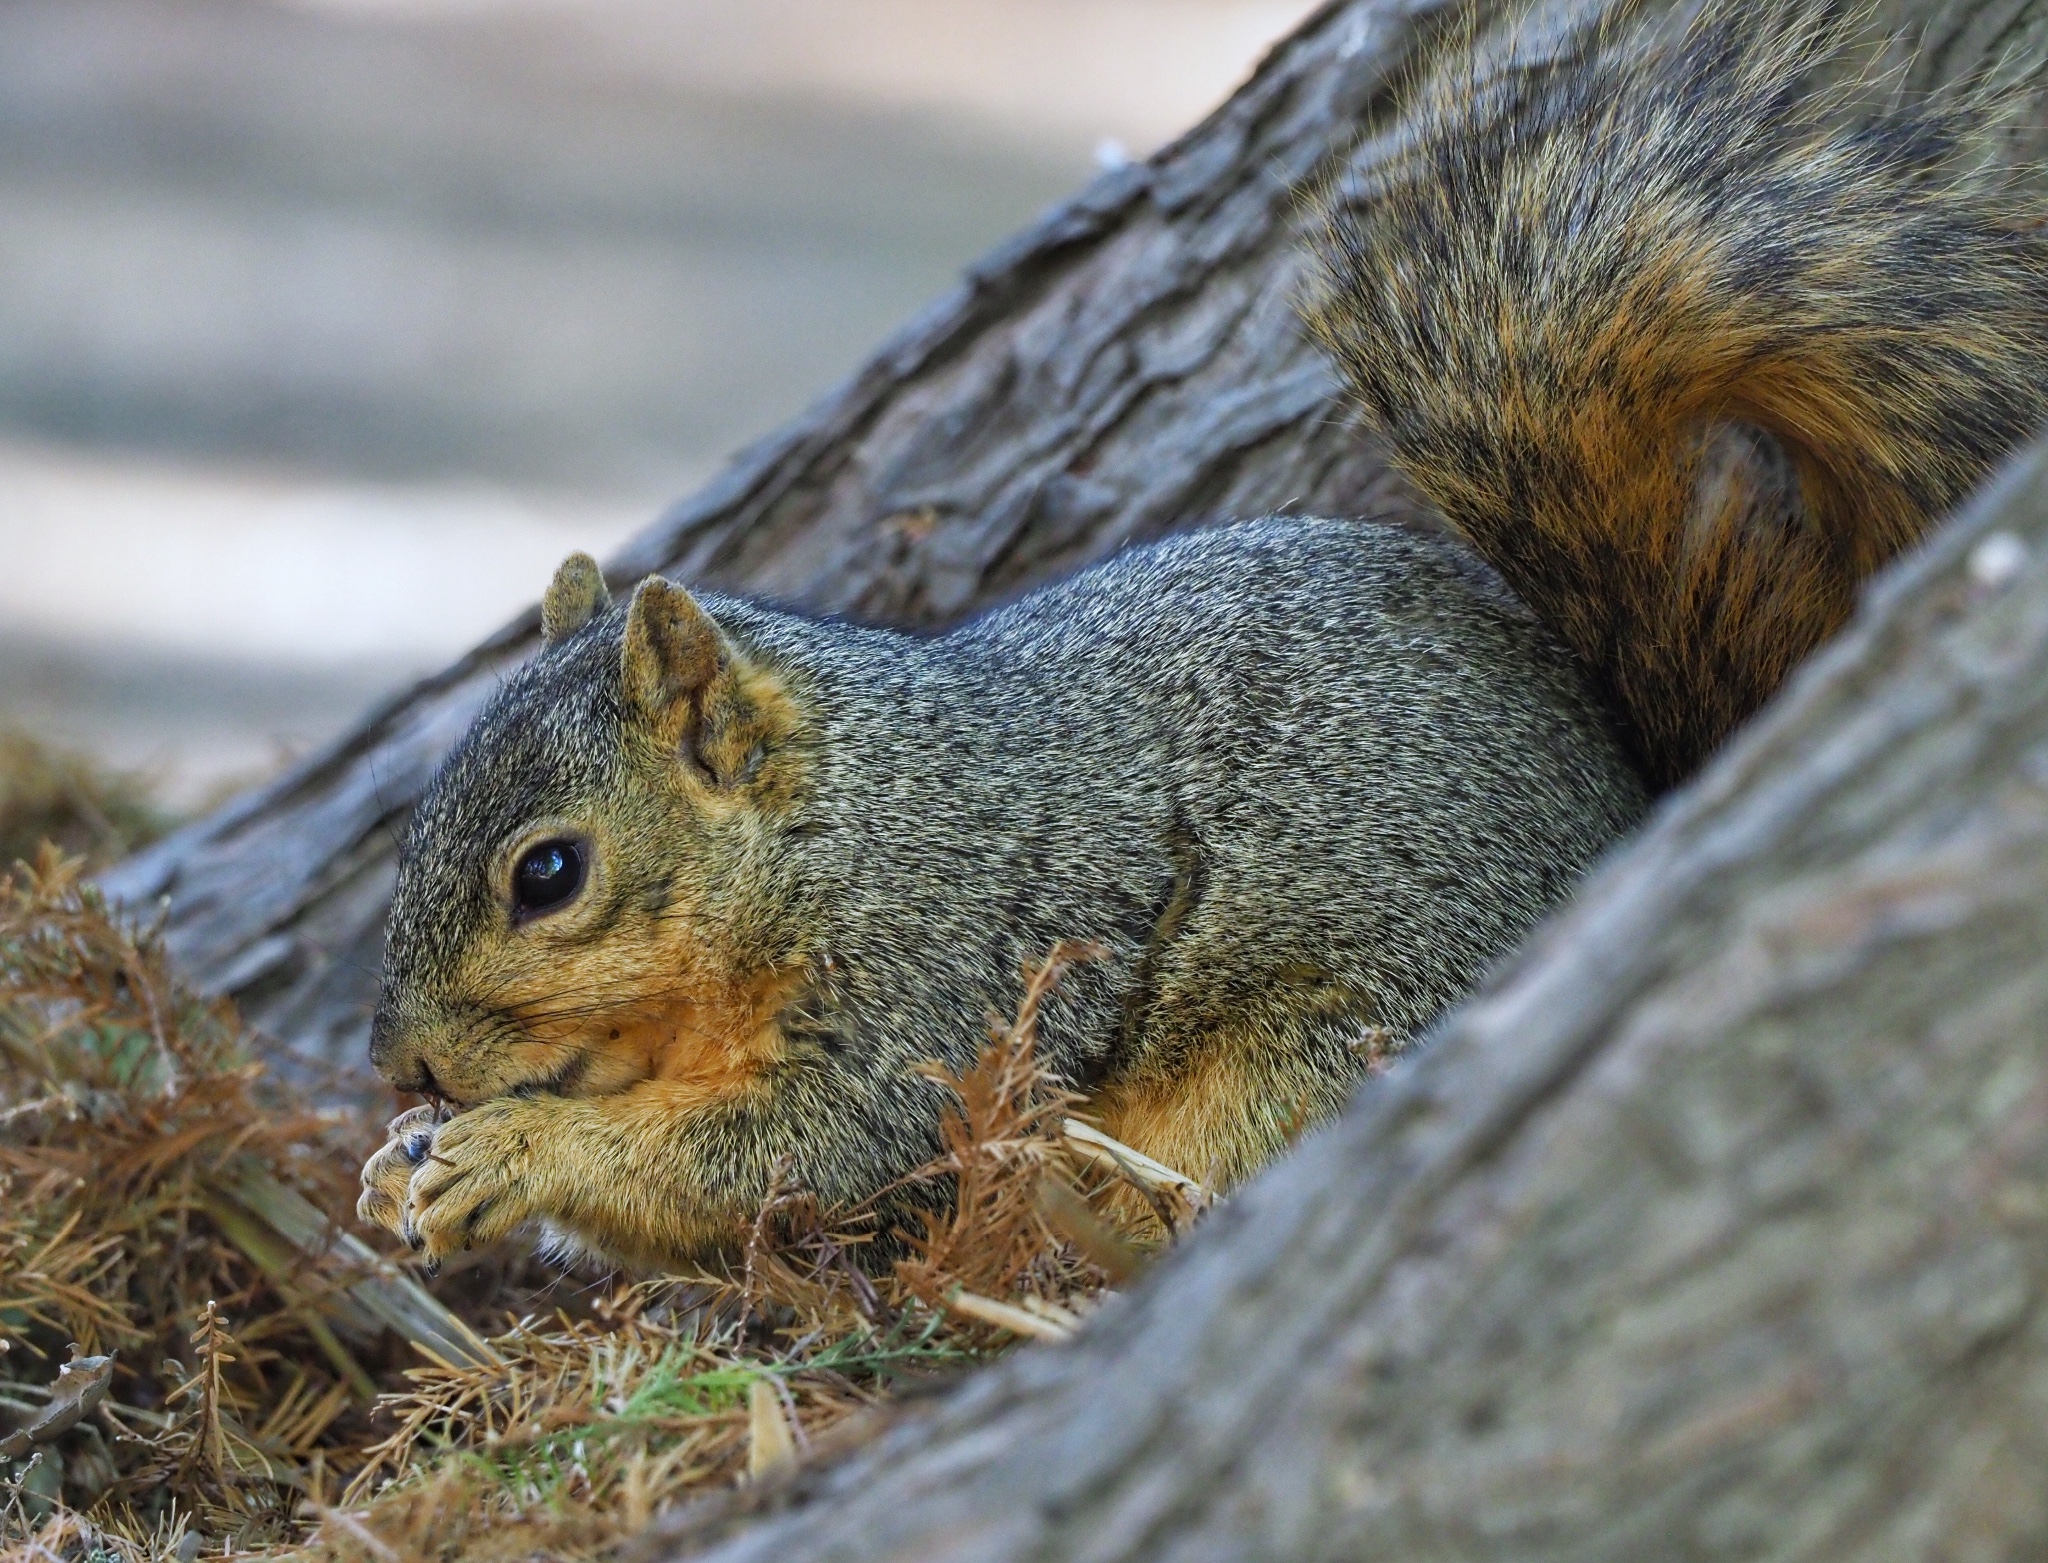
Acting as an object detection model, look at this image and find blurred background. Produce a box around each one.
[0,0,1318,830]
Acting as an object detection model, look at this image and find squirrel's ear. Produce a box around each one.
[541,553,611,644]
[620,576,727,720]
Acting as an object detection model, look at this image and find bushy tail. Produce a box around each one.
[1306,4,2048,786]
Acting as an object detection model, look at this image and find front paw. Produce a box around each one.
[357,1105,441,1237]
[402,1097,558,1264]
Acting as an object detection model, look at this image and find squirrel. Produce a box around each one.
[357,4,2048,1272]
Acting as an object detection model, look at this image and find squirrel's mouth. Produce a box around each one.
[418,1046,598,1112]
[506,1049,593,1100]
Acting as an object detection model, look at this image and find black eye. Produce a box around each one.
[512,838,585,920]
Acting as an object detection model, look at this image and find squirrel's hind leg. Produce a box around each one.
[1078,1017,1372,1217]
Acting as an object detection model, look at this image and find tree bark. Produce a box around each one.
[625,429,2048,1563]
[98,0,2048,1083]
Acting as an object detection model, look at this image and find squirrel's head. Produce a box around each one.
[369,554,816,1110]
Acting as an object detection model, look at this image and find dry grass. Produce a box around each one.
[1,851,381,1552]
[1,863,1204,1563]
[0,730,172,874]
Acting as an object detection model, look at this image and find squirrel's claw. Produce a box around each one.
[401,1096,551,1264]
[357,1104,441,1240]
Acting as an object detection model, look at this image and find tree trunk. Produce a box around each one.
[626,429,2048,1563]
[101,0,2048,1085]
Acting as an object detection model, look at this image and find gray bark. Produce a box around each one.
[628,424,2048,1563]
[98,0,2048,1086]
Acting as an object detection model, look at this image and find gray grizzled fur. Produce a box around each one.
[372,515,1644,1259]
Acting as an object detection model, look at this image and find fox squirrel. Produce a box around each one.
[358,5,2048,1271]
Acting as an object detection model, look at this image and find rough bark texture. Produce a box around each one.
[101,0,2048,1085]
[625,429,2048,1563]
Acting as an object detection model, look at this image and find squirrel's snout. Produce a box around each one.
[389,1058,444,1100]
[369,997,483,1104]
[370,1030,446,1101]
[368,1001,432,1092]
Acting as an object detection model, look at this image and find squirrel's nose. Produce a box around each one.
[368,1002,427,1090]
[405,1060,446,1100]
[371,1032,439,1097]
[374,1048,446,1103]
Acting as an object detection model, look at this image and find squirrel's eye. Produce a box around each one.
[511,839,585,920]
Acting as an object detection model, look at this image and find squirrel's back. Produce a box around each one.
[1307,5,2048,785]
[766,516,1642,1081]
